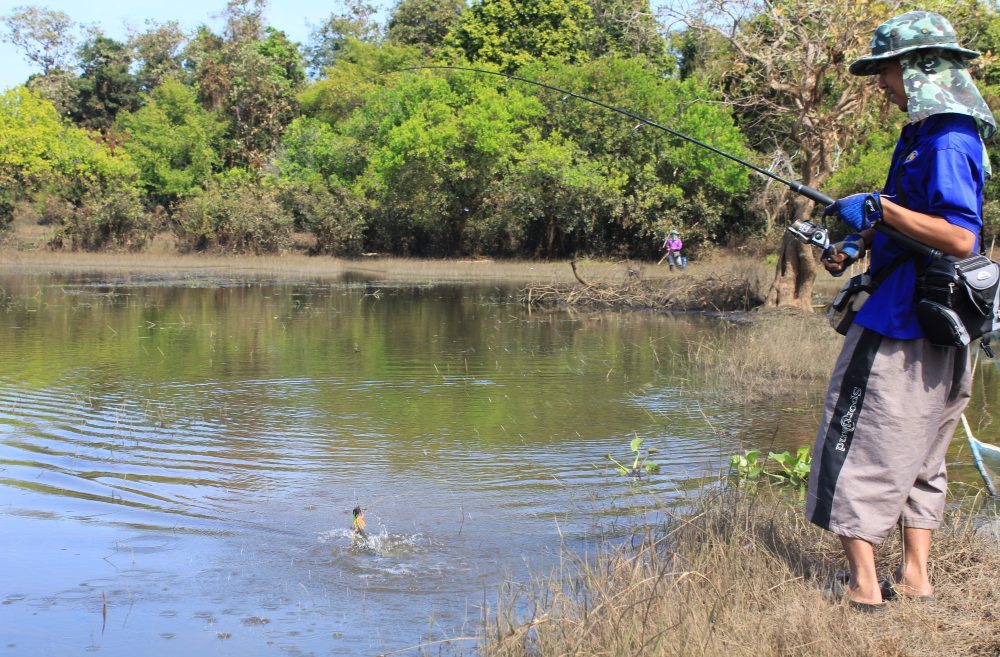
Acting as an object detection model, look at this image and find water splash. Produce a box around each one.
[318,526,426,557]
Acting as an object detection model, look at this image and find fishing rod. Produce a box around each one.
[389,65,942,259]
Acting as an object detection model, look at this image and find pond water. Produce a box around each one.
[0,271,994,656]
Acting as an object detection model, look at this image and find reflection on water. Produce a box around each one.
[0,271,993,655]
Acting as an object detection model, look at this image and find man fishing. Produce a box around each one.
[806,11,996,610]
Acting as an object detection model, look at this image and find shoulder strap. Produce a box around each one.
[867,251,910,293]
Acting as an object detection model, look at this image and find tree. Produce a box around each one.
[0,86,137,202]
[128,20,187,92]
[386,0,465,54]
[274,116,346,182]
[0,86,140,239]
[182,0,305,166]
[117,78,225,208]
[303,52,750,258]
[173,168,293,254]
[587,0,670,68]
[518,57,751,255]
[69,35,141,132]
[298,38,425,125]
[2,5,75,76]
[331,68,552,255]
[484,133,622,257]
[2,5,78,112]
[671,0,900,310]
[444,0,596,72]
[304,0,381,76]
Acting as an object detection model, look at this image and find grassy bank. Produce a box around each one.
[482,487,1000,657]
[684,310,843,403]
[2,220,780,288]
[0,244,707,286]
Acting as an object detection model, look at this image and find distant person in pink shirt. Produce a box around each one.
[659,230,685,271]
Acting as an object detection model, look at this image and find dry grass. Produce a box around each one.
[483,487,1000,657]
[684,310,844,403]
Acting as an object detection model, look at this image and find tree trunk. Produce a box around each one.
[546,216,557,258]
[766,197,821,311]
[765,233,820,310]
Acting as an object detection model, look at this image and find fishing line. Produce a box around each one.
[387,65,941,258]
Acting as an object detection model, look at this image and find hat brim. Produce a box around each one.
[849,45,980,76]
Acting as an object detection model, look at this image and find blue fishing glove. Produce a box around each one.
[823,192,883,232]
[827,233,866,277]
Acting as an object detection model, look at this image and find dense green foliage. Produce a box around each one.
[117,79,225,208]
[69,35,141,132]
[443,0,596,72]
[0,86,138,232]
[1,0,997,256]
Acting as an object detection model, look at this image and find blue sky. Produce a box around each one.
[0,0,392,91]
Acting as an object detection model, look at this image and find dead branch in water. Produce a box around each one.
[570,255,589,286]
[523,261,764,312]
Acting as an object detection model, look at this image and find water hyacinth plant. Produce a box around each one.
[730,447,812,494]
[729,448,764,483]
[767,446,812,493]
[607,436,661,479]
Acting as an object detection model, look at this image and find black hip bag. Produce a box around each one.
[916,253,1000,350]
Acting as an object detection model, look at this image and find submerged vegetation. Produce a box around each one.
[482,487,1000,657]
[685,309,842,403]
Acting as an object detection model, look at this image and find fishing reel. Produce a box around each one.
[787,219,835,259]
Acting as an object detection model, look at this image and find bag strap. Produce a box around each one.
[867,251,910,292]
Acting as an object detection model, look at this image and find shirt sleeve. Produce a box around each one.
[922,146,982,236]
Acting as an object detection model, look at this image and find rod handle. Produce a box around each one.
[789,182,835,207]
[874,223,945,259]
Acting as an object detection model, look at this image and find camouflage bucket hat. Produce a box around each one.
[849,11,980,76]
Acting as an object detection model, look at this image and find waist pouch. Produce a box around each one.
[828,252,908,336]
[916,253,1000,347]
[828,273,871,336]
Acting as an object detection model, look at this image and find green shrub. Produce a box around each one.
[0,188,13,233]
[32,187,75,226]
[174,171,292,254]
[275,179,366,256]
[53,185,155,251]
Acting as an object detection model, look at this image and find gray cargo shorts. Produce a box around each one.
[805,324,971,544]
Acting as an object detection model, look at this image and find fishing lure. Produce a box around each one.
[351,506,366,535]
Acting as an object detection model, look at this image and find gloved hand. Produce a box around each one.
[823,192,883,232]
[824,233,866,277]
